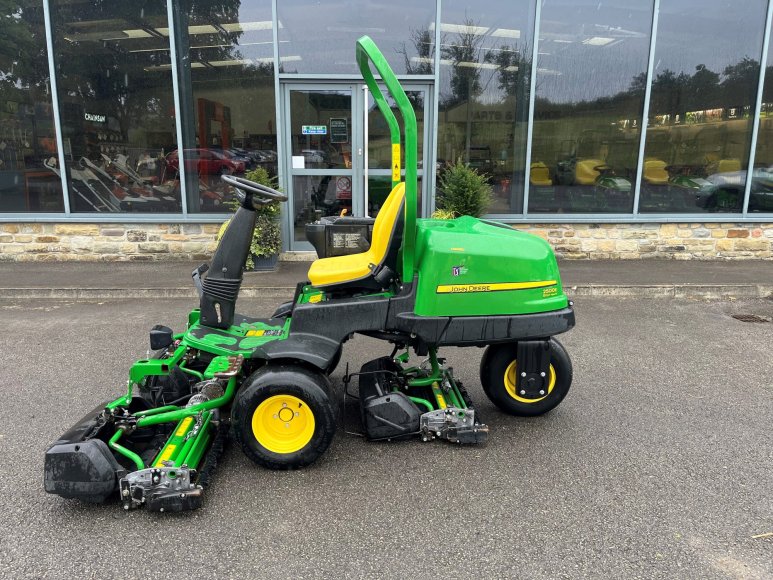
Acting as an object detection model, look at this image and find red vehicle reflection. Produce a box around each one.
[166,148,243,176]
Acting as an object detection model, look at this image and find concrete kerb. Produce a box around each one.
[2,284,771,300]
[568,284,773,299]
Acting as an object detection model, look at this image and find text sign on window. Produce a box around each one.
[329,118,348,143]
[302,125,327,135]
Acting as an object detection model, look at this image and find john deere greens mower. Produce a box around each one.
[44,37,575,512]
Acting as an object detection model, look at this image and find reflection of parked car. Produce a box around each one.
[219,149,248,173]
[694,167,773,212]
[302,149,328,164]
[259,150,278,162]
[166,149,239,176]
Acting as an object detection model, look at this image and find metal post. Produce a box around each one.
[166,0,188,215]
[430,0,442,216]
[632,0,661,215]
[42,0,71,214]
[169,0,198,212]
[744,0,773,215]
[363,85,370,216]
[522,0,543,215]
[272,0,289,250]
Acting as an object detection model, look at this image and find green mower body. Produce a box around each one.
[44,36,575,512]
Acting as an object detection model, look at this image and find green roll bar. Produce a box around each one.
[356,35,417,284]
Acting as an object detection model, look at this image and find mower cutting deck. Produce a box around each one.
[44,36,575,512]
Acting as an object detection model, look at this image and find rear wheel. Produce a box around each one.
[480,338,572,417]
[233,365,335,470]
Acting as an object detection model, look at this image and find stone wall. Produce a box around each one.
[0,222,771,261]
[513,223,773,260]
[0,223,219,262]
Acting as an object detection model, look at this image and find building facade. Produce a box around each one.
[2,0,772,261]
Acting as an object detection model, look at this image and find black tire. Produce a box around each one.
[480,338,572,417]
[232,364,336,470]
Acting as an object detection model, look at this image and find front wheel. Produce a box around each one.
[232,365,336,470]
[480,338,572,417]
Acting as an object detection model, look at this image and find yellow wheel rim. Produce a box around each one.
[252,394,315,454]
[504,360,557,403]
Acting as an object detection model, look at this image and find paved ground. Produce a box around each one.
[0,259,769,289]
[0,296,771,579]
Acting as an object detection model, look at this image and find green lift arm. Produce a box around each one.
[355,35,418,284]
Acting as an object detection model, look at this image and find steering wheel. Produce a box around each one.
[221,174,288,203]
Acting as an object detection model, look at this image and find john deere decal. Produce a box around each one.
[436,280,557,294]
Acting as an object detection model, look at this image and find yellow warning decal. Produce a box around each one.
[435,393,447,408]
[392,143,401,181]
[154,444,177,467]
[436,280,557,294]
[246,329,265,337]
[175,417,193,437]
[309,294,323,303]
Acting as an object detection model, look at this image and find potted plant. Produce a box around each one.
[432,158,492,218]
[218,167,282,271]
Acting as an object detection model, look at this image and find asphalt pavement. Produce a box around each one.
[0,259,771,300]
[0,295,771,579]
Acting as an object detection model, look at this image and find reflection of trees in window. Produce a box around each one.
[0,1,54,170]
[647,59,760,119]
[438,21,532,165]
[399,27,434,76]
[484,45,531,100]
[54,2,176,148]
[440,20,483,109]
[531,57,761,130]
[0,1,50,92]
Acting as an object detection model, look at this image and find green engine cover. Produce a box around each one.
[413,216,568,316]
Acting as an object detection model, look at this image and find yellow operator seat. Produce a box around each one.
[643,159,669,185]
[307,182,405,289]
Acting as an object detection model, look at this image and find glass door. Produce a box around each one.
[363,83,431,217]
[283,84,361,249]
[282,81,432,250]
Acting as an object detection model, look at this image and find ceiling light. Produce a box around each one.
[188,25,217,35]
[432,22,490,36]
[121,29,152,39]
[220,21,273,33]
[490,28,520,39]
[208,59,252,67]
[582,36,615,46]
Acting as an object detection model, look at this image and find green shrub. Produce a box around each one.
[218,167,282,269]
[436,159,492,218]
[431,208,457,220]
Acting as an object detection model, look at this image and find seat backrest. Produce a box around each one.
[367,182,405,272]
[718,158,741,173]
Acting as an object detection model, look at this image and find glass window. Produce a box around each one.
[0,1,64,212]
[530,0,654,214]
[175,0,277,212]
[437,0,536,215]
[51,0,180,213]
[367,86,427,215]
[748,17,773,213]
[289,89,352,171]
[368,90,424,170]
[277,0,436,75]
[640,0,767,213]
